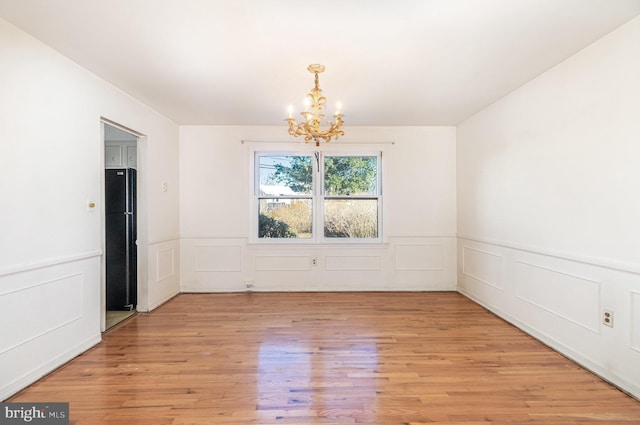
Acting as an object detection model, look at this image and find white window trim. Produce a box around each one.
[249,143,388,245]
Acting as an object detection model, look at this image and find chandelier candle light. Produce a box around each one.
[286,64,344,147]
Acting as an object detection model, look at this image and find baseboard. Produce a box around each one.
[146,289,180,312]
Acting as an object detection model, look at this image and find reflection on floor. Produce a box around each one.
[105,310,136,330]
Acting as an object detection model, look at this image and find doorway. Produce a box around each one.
[103,122,141,330]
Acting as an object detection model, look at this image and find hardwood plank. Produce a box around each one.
[9,292,640,424]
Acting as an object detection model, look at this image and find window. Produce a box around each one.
[257,155,313,239]
[255,151,382,242]
[323,155,379,238]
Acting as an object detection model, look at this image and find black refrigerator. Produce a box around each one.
[105,168,137,310]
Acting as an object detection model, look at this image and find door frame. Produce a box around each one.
[100,118,148,331]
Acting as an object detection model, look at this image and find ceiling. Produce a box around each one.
[1,0,639,126]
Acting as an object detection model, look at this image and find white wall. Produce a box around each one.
[457,16,640,398]
[0,18,180,399]
[180,126,457,292]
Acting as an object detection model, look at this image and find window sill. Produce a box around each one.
[247,240,389,249]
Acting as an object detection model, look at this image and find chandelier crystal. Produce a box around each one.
[286,64,344,147]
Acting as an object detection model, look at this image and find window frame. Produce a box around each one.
[251,147,384,244]
[320,152,382,241]
[255,152,316,240]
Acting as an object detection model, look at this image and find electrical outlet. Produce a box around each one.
[603,310,614,328]
[312,258,317,266]
[245,280,254,290]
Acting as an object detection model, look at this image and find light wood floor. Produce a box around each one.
[10,292,640,424]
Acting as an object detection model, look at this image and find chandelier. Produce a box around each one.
[286,64,344,147]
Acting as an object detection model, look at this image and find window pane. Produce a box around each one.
[259,199,312,239]
[258,155,312,196]
[324,156,377,196]
[324,199,378,238]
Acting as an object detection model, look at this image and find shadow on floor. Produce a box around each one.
[105,310,136,330]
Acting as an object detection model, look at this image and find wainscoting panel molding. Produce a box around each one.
[515,261,600,333]
[632,292,640,354]
[0,254,101,401]
[0,273,83,354]
[147,239,181,312]
[181,236,457,292]
[462,246,504,290]
[157,248,175,282]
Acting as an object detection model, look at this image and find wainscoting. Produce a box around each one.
[145,238,181,311]
[0,253,102,400]
[180,236,457,292]
[457,236,640,399]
